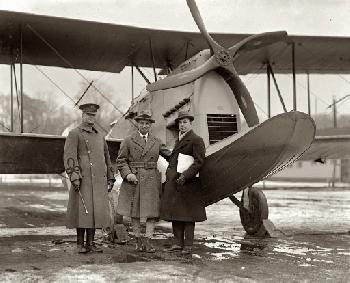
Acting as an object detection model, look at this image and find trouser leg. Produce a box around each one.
[172,221,185,247]
[131,217,141,237]
[131,218,143,251]
[86,228,102,252]
[145,218,156,238]
[143,218,156,252]
[77,228,85,246]
[91,228,95,243]
[86,228,94,247]
[184,222,195,247]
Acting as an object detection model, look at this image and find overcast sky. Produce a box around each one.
[1,0,350,121]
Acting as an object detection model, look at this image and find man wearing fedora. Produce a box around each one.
[116,110,171,252]
[64,103,115,253]
[160,110,207,255]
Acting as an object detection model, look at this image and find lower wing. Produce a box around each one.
[300,134,350,162]
[0,133,121,174]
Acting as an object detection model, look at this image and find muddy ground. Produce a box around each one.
[0,183,349,282]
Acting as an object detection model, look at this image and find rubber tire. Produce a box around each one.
[239,187,269,235]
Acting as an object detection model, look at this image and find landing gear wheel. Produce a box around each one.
[239,187,268,235]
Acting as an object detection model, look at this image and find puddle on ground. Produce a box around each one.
[112,253,149,263]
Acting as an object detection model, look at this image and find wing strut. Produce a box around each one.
[267,64,271,118]
[267,63,287,113]
[135,65,151,84]
[291,42,297,111]
[10,62,14,132]
[20,24,24,133]
[149,39,158,82]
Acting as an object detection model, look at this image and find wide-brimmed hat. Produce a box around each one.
[79,103,100,115]
[134,110,155,123]
[175,110,194,124]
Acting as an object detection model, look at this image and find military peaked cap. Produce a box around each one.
[79,103,100,114]
[134,110,155,123]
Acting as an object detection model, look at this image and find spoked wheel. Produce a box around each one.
[239,187,268,235]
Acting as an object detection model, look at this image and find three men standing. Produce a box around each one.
[116,110,171,252]
[64,106,206,255]
[64,103,115,253]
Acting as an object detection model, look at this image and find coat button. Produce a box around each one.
[88,150,91,154]
[90,163,93,166]
[86,140,89,143]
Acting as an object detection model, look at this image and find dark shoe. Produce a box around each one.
[143,237,156,253]
[135,237,144,252]
[164,244,183,252]
[90,243,103,253]
[181,246,193,255]
[77,245,89,254]
[85,245,92,253]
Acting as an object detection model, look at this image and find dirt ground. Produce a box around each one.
[0,183,349,282]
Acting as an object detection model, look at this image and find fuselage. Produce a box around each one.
[108,54,315,206]
[108,71,241,150]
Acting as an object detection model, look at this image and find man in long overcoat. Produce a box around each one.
[160,110,207,254]
[116,110,170,252]
[64,103,115,253]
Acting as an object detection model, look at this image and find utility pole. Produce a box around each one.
[333,97,337,128]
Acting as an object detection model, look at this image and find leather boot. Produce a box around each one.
[90,229,103,253]
[181,245,193,255]
[135,237,144,252]
[77,228,88,253]
[143,237,155,253]
[85,228,94,253]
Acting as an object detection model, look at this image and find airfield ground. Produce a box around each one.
[0,183,349,282]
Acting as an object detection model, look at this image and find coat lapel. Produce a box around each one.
[172,130,193,154]
[142,135,156,156]
[131,132,145,150]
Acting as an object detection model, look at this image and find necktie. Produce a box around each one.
[142,135,147,144]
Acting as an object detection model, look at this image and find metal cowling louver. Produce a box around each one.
[207,114,238,144]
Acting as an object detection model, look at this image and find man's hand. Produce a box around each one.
[126,173,138,184]
[72,179,80,191]
[176,174,186,186]
[107,180,115,192]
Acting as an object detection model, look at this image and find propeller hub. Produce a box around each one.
[214,48,232,66]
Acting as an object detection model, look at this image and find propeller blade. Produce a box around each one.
[186,0,223,55]
[216,64,259,127]
[147,56,218,92]
[229,31,288,58]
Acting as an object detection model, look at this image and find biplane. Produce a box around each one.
[0,0,350,235]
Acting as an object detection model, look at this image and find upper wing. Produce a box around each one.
[300,128,350,161]
[1,10,350,75]
[0,132,121,174]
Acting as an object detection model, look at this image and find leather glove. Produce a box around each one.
[176,174,186,186]
[72,179,80,191]
[107,180,115,192]
[126,173,138,184]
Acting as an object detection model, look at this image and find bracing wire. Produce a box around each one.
[26,24,125,116]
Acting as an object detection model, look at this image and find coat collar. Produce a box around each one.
[142,135,157,156]
[130,132,156,155]
[173,130,194,153]
[131,132,145,148]
[78,123,98,133]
